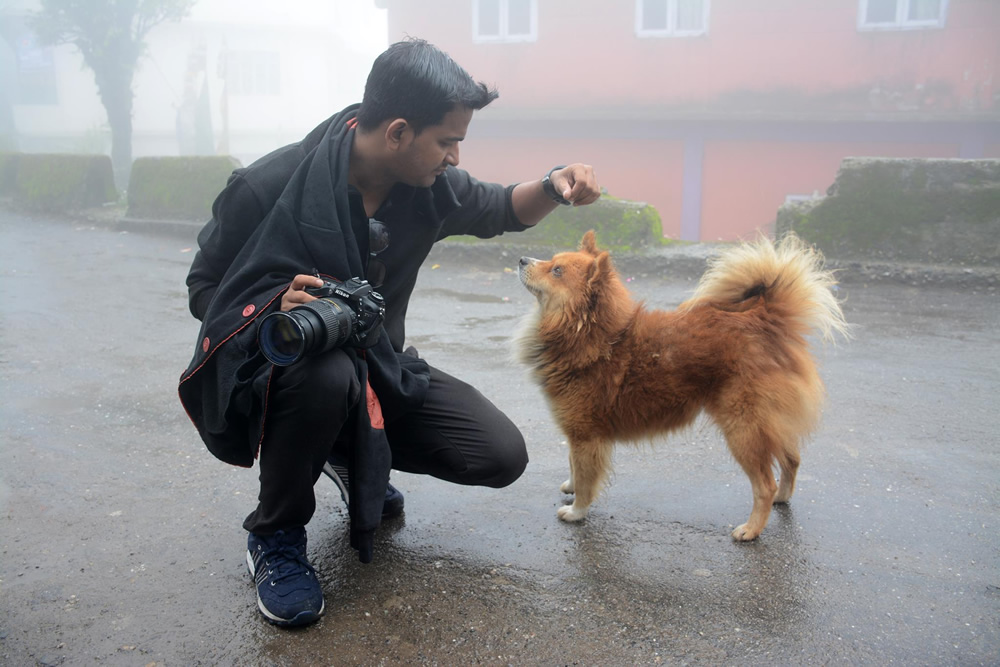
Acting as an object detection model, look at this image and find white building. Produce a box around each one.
[0,1,388,167]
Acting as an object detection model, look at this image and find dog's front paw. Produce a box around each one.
[731,523,762,541]
[557,504,588,522]
[559,479,574,494]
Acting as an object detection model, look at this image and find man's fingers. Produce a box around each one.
[562,165,600,205]
[281,274,324,311]
[290,273,324,291]
[566,179,589,202]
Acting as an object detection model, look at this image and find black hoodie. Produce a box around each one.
[178,105,528,561]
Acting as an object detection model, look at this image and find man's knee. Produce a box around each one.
[489,437,529,488]
[272,348,360,408]
[477,430,528,489]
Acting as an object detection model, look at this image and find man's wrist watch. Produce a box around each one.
[541,165,572,206]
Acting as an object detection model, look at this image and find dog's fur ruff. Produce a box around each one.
[515,230,849,540]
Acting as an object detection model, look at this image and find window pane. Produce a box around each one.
[908,0,941,21]
[255,62,267,95]
[241,65,253,95]
[676,0,704,31]
[478,0,501,36]
[866,0,897,23]
[508,0,531,36]
[267,59,280,96]
[643,0,668,30]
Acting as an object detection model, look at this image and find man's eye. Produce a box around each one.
[552,266,563,277]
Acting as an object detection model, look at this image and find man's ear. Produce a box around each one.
[385,119,411,150]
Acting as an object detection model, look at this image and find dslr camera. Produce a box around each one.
[257,277,385,366]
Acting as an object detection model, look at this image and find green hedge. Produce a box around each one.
[0,152,16,195]
[475,193,665,251]
[13,153,117,211]
[126,156,241,221]
[777,158,1000,265]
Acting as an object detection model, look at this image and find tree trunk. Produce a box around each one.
[83,35,136,191]
[104,86,133,190]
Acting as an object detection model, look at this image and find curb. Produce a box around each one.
[426,241,1000,290]
[7,206,998,290]
[116,216,205,238]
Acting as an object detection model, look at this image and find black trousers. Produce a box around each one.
[242,348,528,534]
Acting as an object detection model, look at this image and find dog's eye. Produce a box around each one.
[552,266,563,277]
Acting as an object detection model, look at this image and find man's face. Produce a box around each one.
[396,106,473,187]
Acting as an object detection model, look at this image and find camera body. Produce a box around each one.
[304,277,385,349]
[257,277,385,366]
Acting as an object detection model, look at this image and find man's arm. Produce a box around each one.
[186,172,263,320]
[510,163,601,227]
[438,163,601,240]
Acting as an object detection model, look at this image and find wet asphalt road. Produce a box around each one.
[1,210,998,666]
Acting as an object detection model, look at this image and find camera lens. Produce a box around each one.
[257,298,354,366]
[257,312,307,366]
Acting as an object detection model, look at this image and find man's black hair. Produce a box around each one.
[356,38,499,133]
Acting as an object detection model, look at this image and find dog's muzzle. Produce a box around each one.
[518,257,538,287]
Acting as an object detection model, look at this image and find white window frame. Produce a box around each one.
[226,51,281,97]
[636,0,710,38]
[473,0,538,44]
[858,0,949,31]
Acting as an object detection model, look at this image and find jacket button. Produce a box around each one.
[202,337,210,352]
[242,304,255,317]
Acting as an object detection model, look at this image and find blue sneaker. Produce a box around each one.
[246,528,324,627]
[322,457,405,519]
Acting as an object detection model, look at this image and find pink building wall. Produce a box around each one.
[379,0,1000,240]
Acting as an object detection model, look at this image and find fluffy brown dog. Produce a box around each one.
[515,231,849,540]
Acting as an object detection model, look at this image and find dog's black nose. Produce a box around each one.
[519,257,530,266]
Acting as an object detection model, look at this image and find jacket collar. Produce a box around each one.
[374,168,461,225]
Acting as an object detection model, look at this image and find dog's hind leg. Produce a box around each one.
[732,457,778,541]
[556,438,611,522]
[724,428,779,541]
[774,448,800,504]
[560,451,575,494]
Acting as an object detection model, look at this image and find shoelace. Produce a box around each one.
[260,543,316,586]
[329,463,350,491]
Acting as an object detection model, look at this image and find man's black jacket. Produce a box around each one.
[178,104,528,561]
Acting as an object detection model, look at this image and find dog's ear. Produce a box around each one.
[579,230,599,256]
[586,251,613,291]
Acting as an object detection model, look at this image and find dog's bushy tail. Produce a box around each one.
[683,233,851,343]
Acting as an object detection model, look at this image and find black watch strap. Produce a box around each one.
[541,165,572,206]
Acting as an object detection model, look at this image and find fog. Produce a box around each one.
[1,0,996,241]
[1,1,389,166]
